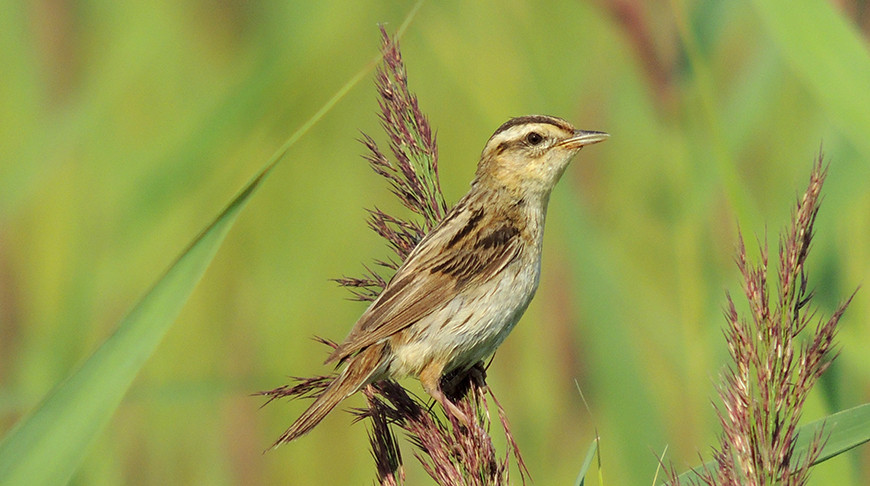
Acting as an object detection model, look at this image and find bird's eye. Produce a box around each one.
[525,132,544,146]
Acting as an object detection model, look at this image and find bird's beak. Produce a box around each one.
[559,130,609,150]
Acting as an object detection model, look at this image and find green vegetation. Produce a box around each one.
[1,1,869,484]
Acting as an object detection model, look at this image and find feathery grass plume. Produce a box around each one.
[261,27,528,485]
[334,25,447,301]
[669,155,854,485]
[355,368,528,486]
[363,385,405,486]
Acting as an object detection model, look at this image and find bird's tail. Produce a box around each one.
[272,344,385,447]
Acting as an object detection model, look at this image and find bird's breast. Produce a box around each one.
[389,252,541,377]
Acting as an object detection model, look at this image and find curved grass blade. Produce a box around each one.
[672,403,870,484]
[795,402,870,466]
[0,9,417,480]
[0,167,264,486]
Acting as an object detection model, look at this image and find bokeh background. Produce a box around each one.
[2,0,870,484]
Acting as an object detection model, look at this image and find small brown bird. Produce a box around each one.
[278,115,608,443]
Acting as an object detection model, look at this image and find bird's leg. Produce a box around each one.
[467,361,487,389]
[419,360,470,425]
[441,361,488,401]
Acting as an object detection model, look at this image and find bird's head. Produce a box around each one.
[474,115,608,200]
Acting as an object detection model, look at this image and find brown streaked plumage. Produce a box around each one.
[276,115,608,444]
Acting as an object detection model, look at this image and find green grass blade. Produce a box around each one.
[0,39,368,486]
[796,403,870,465]
[0,6,423,483]
[573,437,599,486]
[0,167,265,486]
[748,0,870,157]
[672,403,870,484]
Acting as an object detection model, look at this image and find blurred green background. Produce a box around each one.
[2,0,869,484]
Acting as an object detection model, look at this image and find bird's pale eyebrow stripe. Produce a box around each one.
[491,115,571,138]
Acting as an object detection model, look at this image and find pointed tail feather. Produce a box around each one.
[272,344,384,447]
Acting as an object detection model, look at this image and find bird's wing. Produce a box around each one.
[325,203,523,364]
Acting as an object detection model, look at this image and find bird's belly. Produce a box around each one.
[388,260,540,378]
